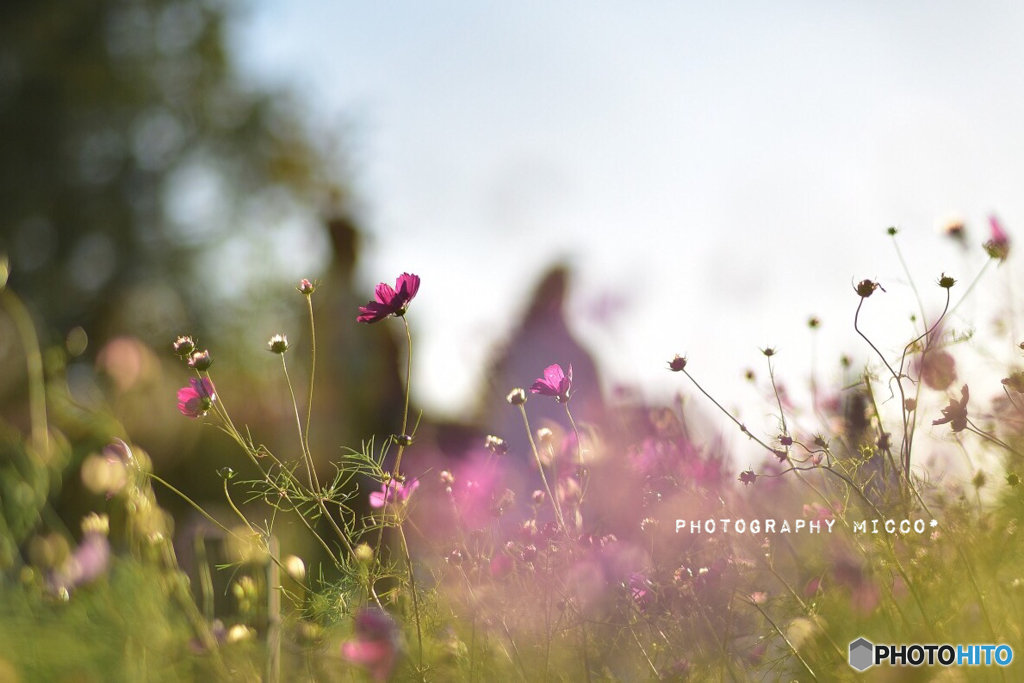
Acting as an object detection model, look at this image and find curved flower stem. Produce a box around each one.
[853,297,914,488]
[680,369,776,455]
[396,523,424,677]
[519,404,566,531]
[564,404,585,469]
[281,355,321,493]
[564,403,590,508]
[145,471,316,586]
[199,372,350,565]
[767,357,787,437]
[375,316,415,554]
[223,478,259,538]
[966,420,1024,459]
[947,258,992,320]
[304,293,316,454]
[390,317,414,482]
[744,597,818,681]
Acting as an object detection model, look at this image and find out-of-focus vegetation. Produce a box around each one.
[3,3,1024,682]
[3,225,1024,681]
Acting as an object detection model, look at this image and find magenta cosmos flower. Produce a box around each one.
[177,377,216,418]
[369,478,420,508]
[530,363,573,403]
[357,272,421,323]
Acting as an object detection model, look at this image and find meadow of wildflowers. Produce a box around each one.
[2,222,1024,682]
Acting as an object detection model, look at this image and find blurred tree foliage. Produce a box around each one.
[0,0,342,356]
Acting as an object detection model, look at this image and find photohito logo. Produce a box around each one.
[848,637,1013,671]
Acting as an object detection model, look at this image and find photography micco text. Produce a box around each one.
[675,518,939,534]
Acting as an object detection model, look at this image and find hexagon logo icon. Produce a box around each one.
[849,637,874,671]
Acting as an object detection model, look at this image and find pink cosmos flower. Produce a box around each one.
[177,377,216,418]
[341,607,401,681]
[529,363,573,402]
[357,272,421,323]
[369,478,420,508]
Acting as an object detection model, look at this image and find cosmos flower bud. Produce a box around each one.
[354,543,374,564]
[937,273,956,289]
[188,349,213,371]
[484,435,508,455]
[668,355,687,372]
[297,278,315,295]
[173,335,195,357]
[396,434,414,448]
[738,469,757,486]
[267,334,289,354]
[506,388,527,405]
[531,490,545,505]
[854,279,882,298]
[984,215,1011,262]
[536,427,553,443]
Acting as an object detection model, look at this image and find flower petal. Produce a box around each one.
[396,273,420,302]
[374,282,397,306]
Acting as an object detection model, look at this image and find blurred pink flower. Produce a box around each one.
[369,479,419,508]
[530,363,573,403]
[341,607,401,681]
[177,377,216,418]
[357,272,420,323]
[917,349,957,391]
[50,531,110,593]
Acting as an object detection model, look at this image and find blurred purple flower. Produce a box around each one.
[341,607,401,681]
[933,384,970,432]
[357,273,420,323]
[369,479,420,509]
[530,363,573,403]
[177,377,216,418]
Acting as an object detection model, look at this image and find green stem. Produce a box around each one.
[519,404,565,531]
[304,294,316,455]
[281,355,321,493]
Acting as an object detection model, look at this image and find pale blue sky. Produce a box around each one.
[229,2,1023,457]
